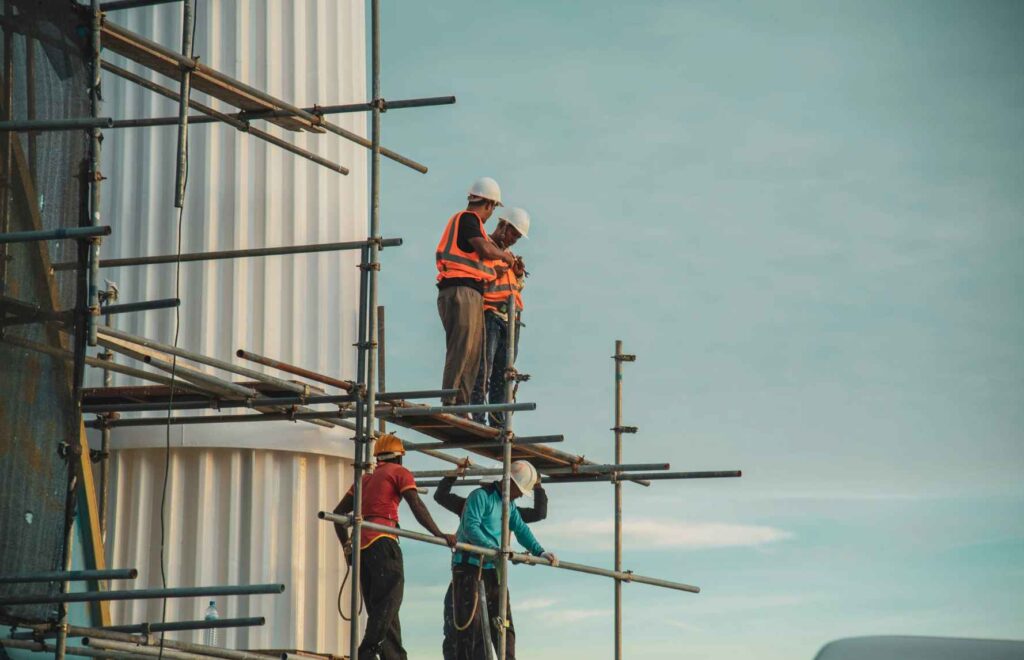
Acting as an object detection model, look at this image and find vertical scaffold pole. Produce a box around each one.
[350,2,383,657]
[86,0,104,347]
[173,0,195,209]
[377,305,386,434]
[497,294,517,660]
[612,340,635,659]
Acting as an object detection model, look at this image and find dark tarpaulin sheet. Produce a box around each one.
[0,0,88,623]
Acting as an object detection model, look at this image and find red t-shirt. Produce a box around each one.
[345,462,417,549]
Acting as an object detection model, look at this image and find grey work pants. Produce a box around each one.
[437,285,485,405]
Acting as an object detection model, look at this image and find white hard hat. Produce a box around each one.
[510,460,538,496]
[498,207,530,239]
[467,177,503,206]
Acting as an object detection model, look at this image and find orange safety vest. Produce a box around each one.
[435,211,496,283]
[483,259,524,313]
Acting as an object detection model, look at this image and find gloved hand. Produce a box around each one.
[541,551,559,567]
[512,256,526,277]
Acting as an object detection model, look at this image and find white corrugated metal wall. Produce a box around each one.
[106,447,353,652]
[97,1,366,653]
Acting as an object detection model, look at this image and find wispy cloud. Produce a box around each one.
[546,518,791,550]
[548,608,610,624]
[517,597,558,611]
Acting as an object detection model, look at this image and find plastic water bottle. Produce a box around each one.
[203,600,219,647]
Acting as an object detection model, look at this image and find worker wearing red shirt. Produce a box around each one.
[333,434,456,659]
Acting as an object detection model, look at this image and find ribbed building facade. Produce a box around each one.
[96,1,365,653]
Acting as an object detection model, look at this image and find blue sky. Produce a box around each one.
[364,1,1023,658]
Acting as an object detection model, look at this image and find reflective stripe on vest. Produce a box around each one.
[435,211,496,282]
[483,263,524,312]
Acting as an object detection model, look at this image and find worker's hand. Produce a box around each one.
[502,249,516,267]
[440,533,458,549]
[541,551,559,567]
[493,263,509,278]
[512,256,526,277]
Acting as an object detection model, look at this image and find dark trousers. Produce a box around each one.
[470,312,521,426]
[438,286,485,405]
[442,583,456,660]
[452,564,515,660]
[358,538,407,660]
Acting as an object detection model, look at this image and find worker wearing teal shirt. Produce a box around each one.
[450,460,558,659]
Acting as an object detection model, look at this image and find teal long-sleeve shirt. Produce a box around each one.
[453,484,545,569]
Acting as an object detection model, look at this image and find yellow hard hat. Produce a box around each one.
[373,433,405,458]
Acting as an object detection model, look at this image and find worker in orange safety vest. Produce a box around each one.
[436,178,517,407]
[470,207,530,427]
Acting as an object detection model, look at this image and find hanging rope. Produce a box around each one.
[336,541,363,621]
[452,556,486,631]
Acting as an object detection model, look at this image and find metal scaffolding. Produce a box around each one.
[0,1,744,658]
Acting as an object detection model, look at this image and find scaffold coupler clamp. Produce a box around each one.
[622,570,634,583]
[612,425,639,434]
[613,352,637,362]
[504,366,529,382]
[372,98,388,113]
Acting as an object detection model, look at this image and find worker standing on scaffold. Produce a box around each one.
[470,207,530,427]
[435,466,548,660]
[332,434,457,659]
[436,178,517,407]
[450,460,558,659]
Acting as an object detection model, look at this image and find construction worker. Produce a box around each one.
[436,177,517,407]
[450,460,558,660]
[435,467,547,660]
[332,434,457,660]
[470,208,530,427]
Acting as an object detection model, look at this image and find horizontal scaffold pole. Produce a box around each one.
[414,470,743,488]
[101,616,266,635]
[101,61,349,175]
[2,334,205,393]
[0,226,110,244]
[51,237,402,272]
[0,583,284,607]
[0,638,154,660]
[10,617,264,639]
[102,20,429,173]
[0,117,114,132]
[404,435,564,452]
[318,512,699,594]
[385,402,536,417]
[68,624,283,660]
[82,387,455,413]
[85,400,533,429]
[236,348,353,391]
[0,568,137,584]
[100,0,182,11]
[409,462,670,480]
[99,298,179,316]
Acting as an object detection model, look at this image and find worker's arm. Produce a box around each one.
[469,236,515,266]
[433,475,467,517]
[509,505,545,556]
[519,484,547,524]
[402,489,456,547]
[332,492,354,545]
[459,489,498,550]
